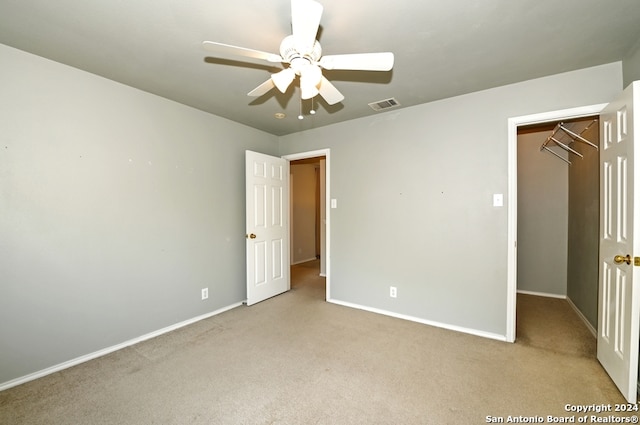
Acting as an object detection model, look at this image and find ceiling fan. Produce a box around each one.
[202,0,394,105]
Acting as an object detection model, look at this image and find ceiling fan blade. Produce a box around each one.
[247,79,275,97]
[317,76,344,105]
[271,68,296,93]
[291,0,323,55]
[202,41,282,63]
[319,52,394,71]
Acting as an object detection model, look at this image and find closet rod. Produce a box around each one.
[539,119,598,165]
[542,146,571,164]
[550,136,583,158]
[558,123,598,150]
[540,123,561,150]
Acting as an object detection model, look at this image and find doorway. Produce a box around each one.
[506,103,607,342]
[516,116,600,336]
[290,157,324,265]
[283,149,331,301]
[290,156,325,295]
[507,83,640,403]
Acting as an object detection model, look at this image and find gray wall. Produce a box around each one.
[623,39,640,88]
[0,44,278,385]
[279,62,622,337]
[517,131,568,296]
[567,121,600,329]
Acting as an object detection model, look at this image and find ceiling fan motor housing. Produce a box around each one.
[279,35,322,72]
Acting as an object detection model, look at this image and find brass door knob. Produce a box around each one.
[614,254,631,265]
[247,233,257,239]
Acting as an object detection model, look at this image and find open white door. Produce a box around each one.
[598,81,640,403]
[245,150,290,306]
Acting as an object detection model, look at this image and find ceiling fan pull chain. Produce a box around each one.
[298,96,304,120]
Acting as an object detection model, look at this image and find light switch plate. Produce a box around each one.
[331,199,337,208]
[493,194,503,207]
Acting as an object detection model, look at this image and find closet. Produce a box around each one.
[517,117,600,330]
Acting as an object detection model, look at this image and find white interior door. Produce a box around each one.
[598,81,639,403]
[246,150,290,306]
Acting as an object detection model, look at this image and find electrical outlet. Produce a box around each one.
[390,286,397,298]
[201,288,208,300]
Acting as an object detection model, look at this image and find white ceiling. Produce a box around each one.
[1,0,639,136]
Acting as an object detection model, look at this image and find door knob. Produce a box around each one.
[614,254,631,265]
[246,233,257,239]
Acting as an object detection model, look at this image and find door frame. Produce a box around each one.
[506,103,607,342]
[282,149,331,301]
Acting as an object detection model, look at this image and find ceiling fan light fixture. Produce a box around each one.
[300,64,322,100]
[300,84,319,100]
[271,68,296,93]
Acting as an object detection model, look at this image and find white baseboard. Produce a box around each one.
[565,297,597,338]
[517,289,567,299]
[327,298,507,342]
[292,257,318,265]
[0,301,244,392]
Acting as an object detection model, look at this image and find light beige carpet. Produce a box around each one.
[0,261,633,424]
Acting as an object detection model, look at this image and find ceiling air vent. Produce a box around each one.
[368,97,400,112]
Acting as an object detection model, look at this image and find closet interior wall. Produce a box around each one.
[566,118,600,330]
